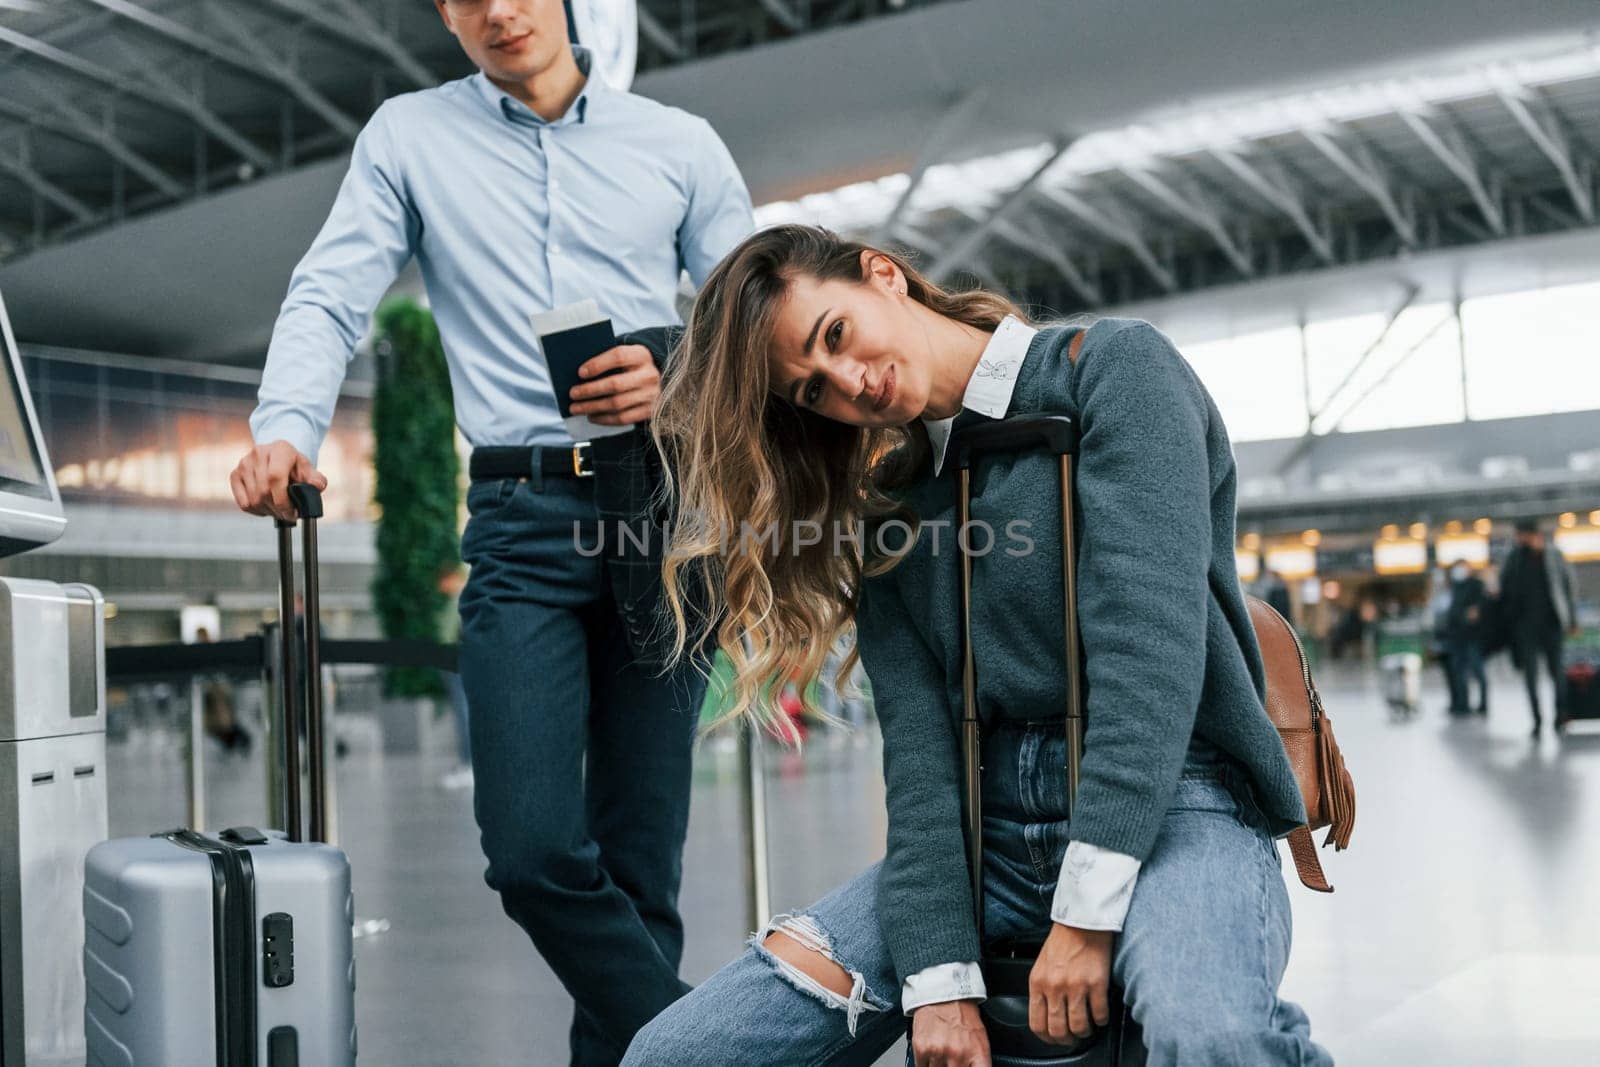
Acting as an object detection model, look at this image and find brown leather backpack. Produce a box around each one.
[1247,595,1357,892]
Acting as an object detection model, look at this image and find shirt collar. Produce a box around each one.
[923,315,1038,476]
[472,45,596,127]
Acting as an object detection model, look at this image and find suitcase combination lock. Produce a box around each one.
[263,912,296,988]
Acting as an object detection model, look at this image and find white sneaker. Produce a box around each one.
[438,765,475,791]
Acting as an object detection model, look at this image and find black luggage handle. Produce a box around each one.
[954,414,1078,471]
[952,413,1116,1062]
[287,482,324,520]
[952,413,1086,897]
[273,482,327,844]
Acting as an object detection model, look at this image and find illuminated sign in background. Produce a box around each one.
[1235,550,1261,582]
[1372,538,1429,574]
[1555,524,1600,562]
[1435,534,1490,568]
[1265,545,1317,580]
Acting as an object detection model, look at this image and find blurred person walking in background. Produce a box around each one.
[1443,562,1489,716]
[1258,569,1293,622]
[1427,567,1456,711]
[195,626,251,755]
[1500,518,1579,736]
[437,562,474,791]
[228,1,751,1061]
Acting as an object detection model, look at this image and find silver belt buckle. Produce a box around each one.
[572,441,594,478]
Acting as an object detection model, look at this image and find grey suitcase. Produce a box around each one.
[84,485,356,1066]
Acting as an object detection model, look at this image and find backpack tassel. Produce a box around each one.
[1316,713,1356,851]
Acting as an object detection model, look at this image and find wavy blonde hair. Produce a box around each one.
[652,224,1025,735]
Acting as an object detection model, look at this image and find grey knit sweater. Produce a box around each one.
[855,318,1307,984]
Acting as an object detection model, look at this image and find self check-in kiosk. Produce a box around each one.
[0,288,107,1066]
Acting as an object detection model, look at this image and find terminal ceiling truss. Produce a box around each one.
[764,44,1600,314]
[3,2,1598,314]
[0,0,941,262]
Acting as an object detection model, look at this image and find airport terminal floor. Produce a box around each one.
[109,660,1600,1067]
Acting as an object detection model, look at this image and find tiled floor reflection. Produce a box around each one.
[105,659,1600,1065]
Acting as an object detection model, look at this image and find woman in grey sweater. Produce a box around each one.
[624,225,1331,1067]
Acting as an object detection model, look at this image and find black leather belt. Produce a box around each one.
[470,443,593,481]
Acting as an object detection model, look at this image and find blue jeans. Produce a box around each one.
[623,723,1330,1067]
[443,670,470,763]
[459,473,705,1066]
[1445,638,1487,712]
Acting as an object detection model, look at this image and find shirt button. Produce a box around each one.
[550,243,562,255]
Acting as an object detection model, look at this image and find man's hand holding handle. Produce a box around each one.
[230,440,329,522]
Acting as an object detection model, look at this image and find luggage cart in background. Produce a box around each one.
[1380,652,1424,717]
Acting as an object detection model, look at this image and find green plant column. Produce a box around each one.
[371,299,459,698]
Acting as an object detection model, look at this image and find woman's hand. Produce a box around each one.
[910,999,991,1067]
[1029,923,1115,1044]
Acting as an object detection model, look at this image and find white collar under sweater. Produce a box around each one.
[921,315,1039,476]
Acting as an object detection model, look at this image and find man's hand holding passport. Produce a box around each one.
[534,300,662,438]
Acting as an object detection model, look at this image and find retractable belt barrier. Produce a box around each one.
[104,632,458,836]
[106,636,459,681]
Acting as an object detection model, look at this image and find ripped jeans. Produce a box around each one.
[622,724,1331,1066]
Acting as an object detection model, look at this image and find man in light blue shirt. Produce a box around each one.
[229,2,751,1062]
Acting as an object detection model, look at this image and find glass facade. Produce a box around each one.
[21,351,375,523]
[1172,279,1600,443]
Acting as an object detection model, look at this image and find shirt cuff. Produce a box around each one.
[901,961,987,1016]
[250,413,322,466]
[1050,841,1141,932]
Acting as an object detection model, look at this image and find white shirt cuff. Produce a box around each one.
[901,961,987,1015]
[1050,841,1141,932]
[250,414,322,467]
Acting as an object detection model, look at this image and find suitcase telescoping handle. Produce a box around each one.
[274,482,327,844]
[952,413,1082,923]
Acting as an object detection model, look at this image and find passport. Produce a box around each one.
[532,300,631,440]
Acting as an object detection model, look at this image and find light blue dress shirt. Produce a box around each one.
[251,49,753,459]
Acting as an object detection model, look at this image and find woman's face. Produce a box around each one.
[767,262,934,428]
